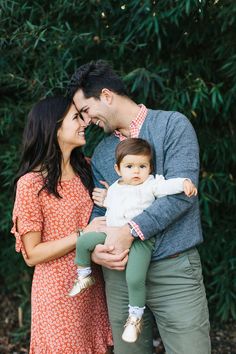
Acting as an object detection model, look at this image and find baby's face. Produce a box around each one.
[116,154,151,185]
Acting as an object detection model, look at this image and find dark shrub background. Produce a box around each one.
[0,0,235,341]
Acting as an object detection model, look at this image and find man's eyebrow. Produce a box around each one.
[80,106,88,113]
[72,99,88,114]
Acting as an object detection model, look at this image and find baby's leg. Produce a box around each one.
[126,237,155,307]
[75,231,107,267]
[69,232,106,297]
[122,237,155,342]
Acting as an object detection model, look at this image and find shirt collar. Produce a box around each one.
[114,104,148,141]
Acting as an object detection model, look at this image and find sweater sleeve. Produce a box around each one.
[152,175,187,198]
[90,155,107,221]
[132,112,199,239]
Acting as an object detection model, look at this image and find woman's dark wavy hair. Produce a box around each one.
[14,96,94,198]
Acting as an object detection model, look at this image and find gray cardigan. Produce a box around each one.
[91,109,203,261]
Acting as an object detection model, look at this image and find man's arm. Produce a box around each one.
[133,112,199,239]
[103,113,200,251]
[90,161,107,221]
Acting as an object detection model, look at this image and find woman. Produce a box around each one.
[11,96,112,354]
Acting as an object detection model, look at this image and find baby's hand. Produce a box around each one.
[183,179,198,197]
[92,181,109,207]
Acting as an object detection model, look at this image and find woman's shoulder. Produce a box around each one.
[17,172,43,189]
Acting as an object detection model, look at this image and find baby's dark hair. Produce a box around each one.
[115,138,153,171]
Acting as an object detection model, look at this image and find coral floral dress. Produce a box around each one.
[12,172,112,354]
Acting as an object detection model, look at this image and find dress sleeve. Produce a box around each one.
[11,175,43,256]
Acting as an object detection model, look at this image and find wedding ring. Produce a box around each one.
[95,119,101,126]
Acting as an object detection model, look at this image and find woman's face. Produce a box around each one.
[57,104,87,150]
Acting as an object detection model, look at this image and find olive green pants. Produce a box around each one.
[75,231,155,306]
[103,248,211,354]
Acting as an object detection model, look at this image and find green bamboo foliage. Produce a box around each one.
[0,0,235,332]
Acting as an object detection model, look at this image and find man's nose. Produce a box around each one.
[83,115,92,127]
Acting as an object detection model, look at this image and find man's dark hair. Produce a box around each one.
[67,60,128,99]
[115,138,154,172]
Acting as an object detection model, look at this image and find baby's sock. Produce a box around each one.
[77,267,91,278]
[128,304,145,319]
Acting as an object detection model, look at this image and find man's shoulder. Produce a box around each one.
[145,109,196,140]
[147,109,191,126]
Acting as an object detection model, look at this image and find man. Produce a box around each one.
[68,60,211,354]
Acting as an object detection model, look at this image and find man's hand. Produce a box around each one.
[91,244,129,270]
[104,224,134,254]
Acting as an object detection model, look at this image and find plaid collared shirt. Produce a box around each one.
[114,104,147,141]
[113,104,148,240]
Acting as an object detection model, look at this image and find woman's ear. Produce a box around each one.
[114,164,121,176]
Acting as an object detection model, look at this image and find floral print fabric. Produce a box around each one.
[12,173,112,354]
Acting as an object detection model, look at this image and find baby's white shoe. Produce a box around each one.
[122,316,142,343]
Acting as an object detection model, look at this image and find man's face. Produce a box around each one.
[73,89,117,133]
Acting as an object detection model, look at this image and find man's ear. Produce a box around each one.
[101,88,113,105]
[114,164,121,176]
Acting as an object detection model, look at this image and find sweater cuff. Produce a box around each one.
[128,221,145,241]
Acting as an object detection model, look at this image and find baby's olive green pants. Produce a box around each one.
[75,231,155,307]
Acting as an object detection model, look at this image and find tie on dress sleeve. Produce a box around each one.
[11,174,43,258]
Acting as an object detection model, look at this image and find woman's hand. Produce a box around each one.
[183,179,198,197]
[92,180,109,207]
[83,216,107,234]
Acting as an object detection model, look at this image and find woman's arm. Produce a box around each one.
[21,228,77,267]
[19,216,106,267]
